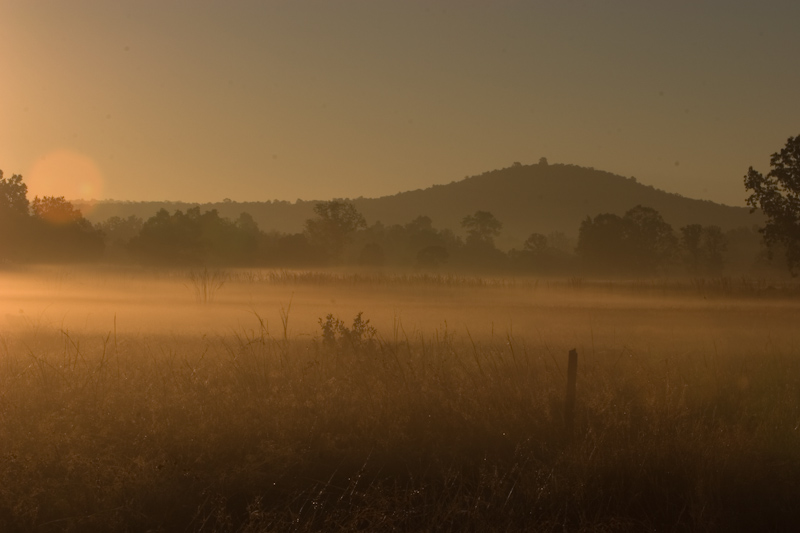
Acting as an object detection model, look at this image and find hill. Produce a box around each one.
[80,163,760,250]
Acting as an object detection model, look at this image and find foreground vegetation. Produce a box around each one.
[1,270,799,532]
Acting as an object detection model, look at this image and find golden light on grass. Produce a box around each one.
[27,149,104,214]
[2,268,799,531]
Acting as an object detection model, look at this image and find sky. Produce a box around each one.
[1,0,798,207]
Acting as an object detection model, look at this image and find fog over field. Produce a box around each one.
[2,267,800,531]
[3,267,798,346]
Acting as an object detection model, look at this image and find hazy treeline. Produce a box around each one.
[0,171,104,262]
[77,162,759,252]
[96,203,781,276]
[0,170,776,275]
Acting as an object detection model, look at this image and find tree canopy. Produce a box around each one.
[31,196,85,224]
[0,171,103,262]
[680,224,728,275]
[461,211,502,247]
[304,201,367,260]
[577,205,676,275]
[745,134,800,274]
[0,170,29,217]
[130,207,260,266]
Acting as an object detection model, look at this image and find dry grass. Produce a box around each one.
[1,269,799,531]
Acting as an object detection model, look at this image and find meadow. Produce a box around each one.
[1,266,799,532]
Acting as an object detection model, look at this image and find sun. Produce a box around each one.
[27,149,105,212]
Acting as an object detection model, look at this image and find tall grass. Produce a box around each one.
[16,265,800,301]
[228,269,523,289]
[1,314,799,532]
[187,268,228,303]
[226,269,800,299]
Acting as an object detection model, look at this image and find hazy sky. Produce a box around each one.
[2,0,798,206]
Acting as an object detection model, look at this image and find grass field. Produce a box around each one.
[1,267,799,531]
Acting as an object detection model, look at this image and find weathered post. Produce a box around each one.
[565,348,578,439]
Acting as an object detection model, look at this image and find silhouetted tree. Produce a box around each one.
[1,174,105,263]
[99,215,144,247]
[403,215,449,260]
[576,213,629,274]
[0,170,32,260]
[577,206,676,275]
[405,215,434,234]
[304,201,367,260]
[130,207,257,266]
[681,224,728,275]
[0,170,29,216]
[97,215,144,261]
[523,233,548,252]
[350,216,461,268]
[461,211,502,247]
[29,196,104,261]
[681,224,704,273]
[458,211,505,269]
[623,205,677,273]
[510,232,574,274]
[702,225,728,275]
[31,196,84,224]
[546,231,575,254]
[745,134,800,274]
[231,212,262,264]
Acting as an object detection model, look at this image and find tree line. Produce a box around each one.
[3,139,797,277]
[0,171,104,262]
[92,203,775,275]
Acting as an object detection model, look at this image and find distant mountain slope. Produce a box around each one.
[81,163,760,250]
[351,163,759,249]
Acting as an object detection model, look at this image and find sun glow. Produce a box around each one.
[27,149,105,214]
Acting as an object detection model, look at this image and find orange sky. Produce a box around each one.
[1,0,798,206]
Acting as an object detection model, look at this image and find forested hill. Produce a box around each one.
[80,162,759,250]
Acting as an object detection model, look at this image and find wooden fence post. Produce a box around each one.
[565,348,578,439]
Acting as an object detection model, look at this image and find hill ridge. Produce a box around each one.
[79,163,759,250]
